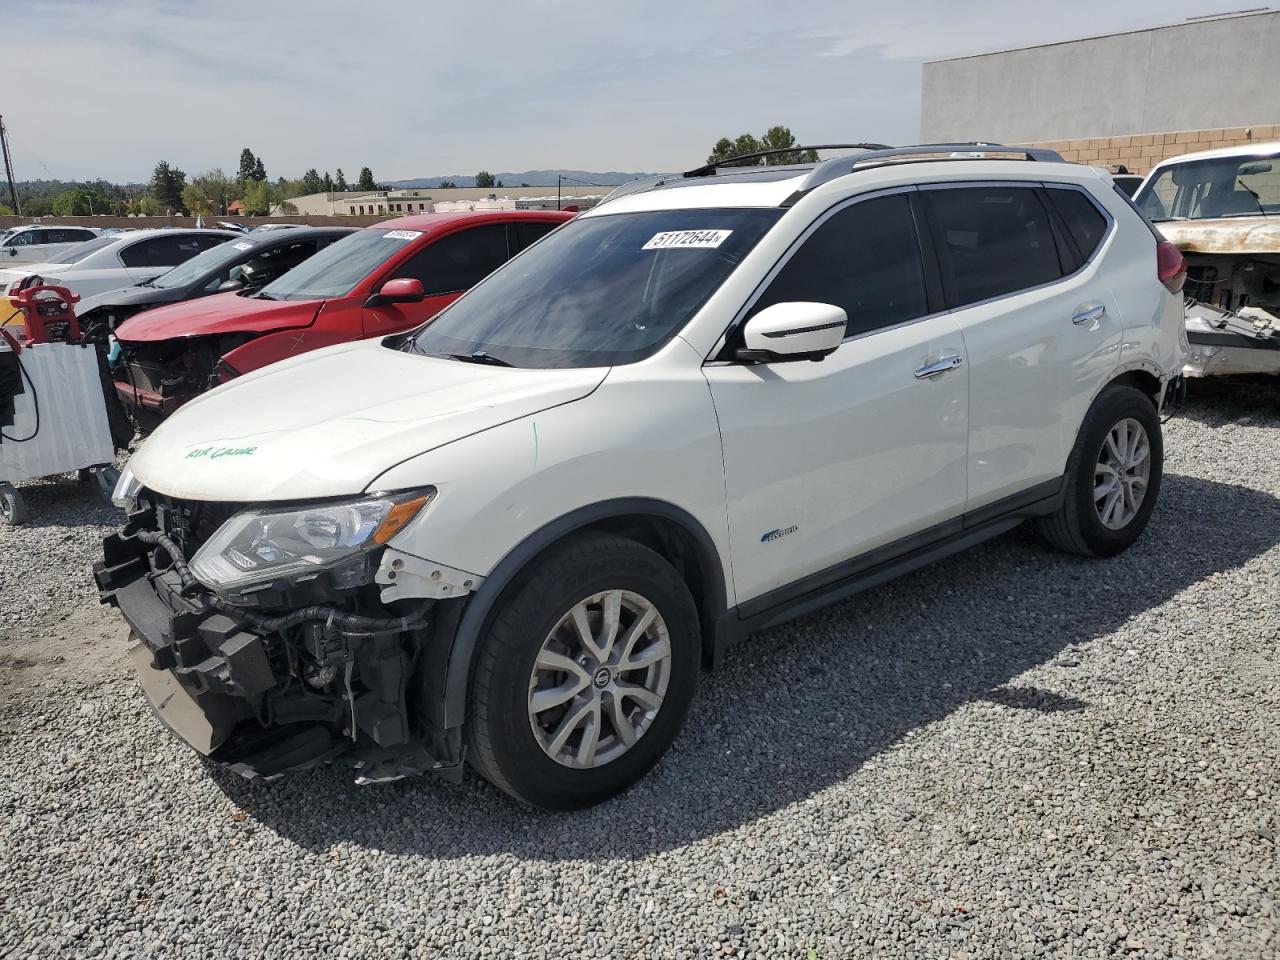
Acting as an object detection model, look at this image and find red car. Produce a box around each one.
[113,210,573,430]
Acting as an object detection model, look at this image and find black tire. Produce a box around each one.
[0,484,28,526]
[1038,384,1163,557]
[467,532,700,810]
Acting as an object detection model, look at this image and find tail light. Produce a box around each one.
[1157,240,1186,294]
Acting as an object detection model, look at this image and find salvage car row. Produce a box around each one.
[2,139,1276,809]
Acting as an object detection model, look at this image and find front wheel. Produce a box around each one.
[467,533,700,809]
[1038,384,1163,557]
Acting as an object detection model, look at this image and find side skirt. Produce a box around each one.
[726,478,1063,640]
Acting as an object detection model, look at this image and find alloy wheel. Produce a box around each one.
[1094,417,1151,530]
[527,590,672,769]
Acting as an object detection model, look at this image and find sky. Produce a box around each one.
[6,0,1246,184]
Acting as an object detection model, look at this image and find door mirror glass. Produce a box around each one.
[737,302,846,363]
[366,276,426,307]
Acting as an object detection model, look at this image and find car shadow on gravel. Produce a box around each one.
[211,472,1280,860]
[1181,376,1280,427]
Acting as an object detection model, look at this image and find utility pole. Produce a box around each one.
[0,115,20,216]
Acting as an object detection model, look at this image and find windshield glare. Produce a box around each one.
[1136,152,1280,220]
[150,237,247,289]
[259,228,414,300]
[409,208,782,368]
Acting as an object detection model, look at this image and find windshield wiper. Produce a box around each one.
[254,291,278,300]
[443,351,515,367]
[1237,179,1268,216]
[135,280,155,287]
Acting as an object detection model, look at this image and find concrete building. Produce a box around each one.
[281,184,606,217]
[922,9,1280,173]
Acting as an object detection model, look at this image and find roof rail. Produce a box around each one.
[790,142,1065,197]
[683,143,893,179]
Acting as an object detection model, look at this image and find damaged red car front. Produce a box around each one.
[112,211,573,433]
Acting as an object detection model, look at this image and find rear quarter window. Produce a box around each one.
[1045,187,1109,267]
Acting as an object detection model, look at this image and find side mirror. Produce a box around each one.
[365,277,425,308]
[218,278,244,292]
[735,302,846,364]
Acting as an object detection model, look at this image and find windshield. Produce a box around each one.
[151,237,250,289]
[408,208,782,368]
[1135,152,1280,220]
[259,228,414,300]
[54,235,118,264]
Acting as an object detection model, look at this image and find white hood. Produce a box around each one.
[130,340,608,501]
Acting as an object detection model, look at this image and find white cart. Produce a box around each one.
[0,338,117,524]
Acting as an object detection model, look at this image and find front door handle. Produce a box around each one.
[914,354,964,379]
[1072,303,1106,325]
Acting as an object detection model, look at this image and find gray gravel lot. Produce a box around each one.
[1,380,1277,959]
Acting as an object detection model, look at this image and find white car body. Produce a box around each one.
[0,229,236,299]
[131,157,1185,609]
[106,146,1188,803]
[0,224,101,265]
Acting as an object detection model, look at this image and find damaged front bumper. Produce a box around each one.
[94,517,464,784]
[1184,300,1280,379]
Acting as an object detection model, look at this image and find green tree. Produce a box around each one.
[757,125,819,165]
[252,157,267,182]
[0,203,13,216]
[496,179,504,188]
[705,127,818,167]
[356,167,376,191]
[437,180,458,189]
[474,170,496,188]
[149,161,187,213]
[182,168,235,217]
[301,169,323,194]
[238,148,259,185]
[135,196,165,216]
[335,168,347,191]
[241,179,272,216]
[52,185,111,216]
[321,171,334,193]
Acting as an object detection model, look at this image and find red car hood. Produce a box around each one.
[114,291,324,343]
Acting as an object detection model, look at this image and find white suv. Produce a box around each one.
[96,144,1189,809]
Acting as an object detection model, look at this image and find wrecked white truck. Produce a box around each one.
[1134,142,1280,378]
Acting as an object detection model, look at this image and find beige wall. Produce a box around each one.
[1022,124,1280,176]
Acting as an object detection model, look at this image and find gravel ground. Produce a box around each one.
[1,380,1277,959]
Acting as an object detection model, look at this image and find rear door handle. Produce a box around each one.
[914,354,964,379]
[1072,303,1106,325]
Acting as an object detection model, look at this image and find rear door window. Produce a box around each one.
[922,186,1063,308]
[391,224,510,295]
[747,192,929,338]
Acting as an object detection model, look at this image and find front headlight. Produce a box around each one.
[189,489,435,592]
[111,464,143,511]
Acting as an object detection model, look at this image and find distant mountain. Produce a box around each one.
[385,170,662,189]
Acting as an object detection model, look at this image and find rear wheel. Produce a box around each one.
[467,533,700,809]
[1038,384,1163,557]
[0,483,28,526]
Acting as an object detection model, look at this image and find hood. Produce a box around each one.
[114,291,324,342]
[1157,218,1280,255]
[76,284,185,314]
[129,339,608,501]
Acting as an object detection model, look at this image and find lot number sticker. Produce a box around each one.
[383,230,422,241]
[642,229,732,250]
[232,241,254,251]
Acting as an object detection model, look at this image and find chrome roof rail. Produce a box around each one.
[787,143,1066,200]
